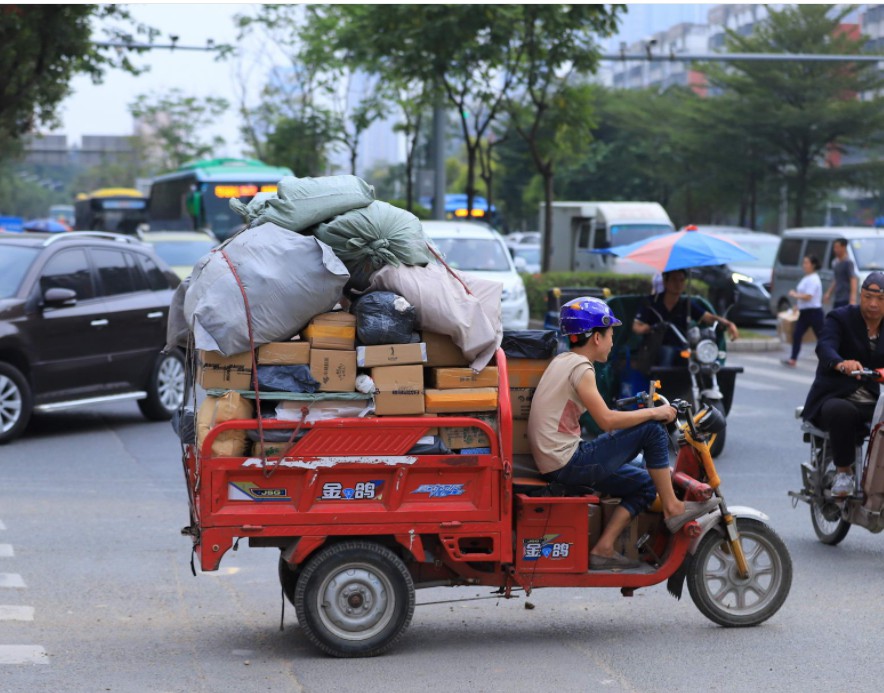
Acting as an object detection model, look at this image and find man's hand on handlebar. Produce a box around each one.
[651,404,677,424]
[836,359,864,378]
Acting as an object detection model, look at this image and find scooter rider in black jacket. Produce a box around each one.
[801,272,884,497]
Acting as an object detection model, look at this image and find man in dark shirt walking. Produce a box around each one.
[824,238,857,310]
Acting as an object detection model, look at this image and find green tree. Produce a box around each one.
[0,5,157,160]
[703,4,884,227]
[129,89,229,172]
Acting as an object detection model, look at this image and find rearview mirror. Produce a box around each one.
[43,287,77,307]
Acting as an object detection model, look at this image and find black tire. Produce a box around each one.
[687,518,792,627]
[708,400,727,458]
[294,541,415,658]
[809,458,851,544]
[0,362,32,444]
[138,350,185,421]
[279,555,300,606]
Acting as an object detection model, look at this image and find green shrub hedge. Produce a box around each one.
[521,272,709,321]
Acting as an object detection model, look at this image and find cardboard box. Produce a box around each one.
[372,365,425,415]
[510,388,536,419]
[303,312,357,350]
[431,367,498,389]
[776,309,815,344]
[507,358,553,388]
[197,350,252,391]
[511,418,531,454]
[438,413,497,449]
[257,341,310,365]
[425,387,498,413]
[310,349,356,392]
[422,330,469,367]
[251,440,290,458]
[615,512,663,561]
[357,343,427,368]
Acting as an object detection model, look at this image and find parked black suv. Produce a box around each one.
[0,231,185,443]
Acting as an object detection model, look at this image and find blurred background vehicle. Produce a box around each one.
[74,187,149,235]
[423,219,530,330]
[0,230,184,444]
[139,229,218,280]
[508,243,541,274]
[690,229,781,323]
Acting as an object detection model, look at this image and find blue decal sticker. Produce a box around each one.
[320,480,384,500]
[412,483,466,498]
[228,481,291,502]
[522,534,572,561]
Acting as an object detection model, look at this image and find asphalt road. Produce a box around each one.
[2,338,884,692]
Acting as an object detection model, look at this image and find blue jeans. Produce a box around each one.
[544,421,670,517]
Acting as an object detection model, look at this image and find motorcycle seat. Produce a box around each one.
[800,421,829,439]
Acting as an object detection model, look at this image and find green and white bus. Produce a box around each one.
[147,158,293,241]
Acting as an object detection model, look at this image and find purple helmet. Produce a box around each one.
[559,296,622,338]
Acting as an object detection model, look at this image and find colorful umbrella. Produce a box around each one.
[23,218,71,233]
[592,227,756,272]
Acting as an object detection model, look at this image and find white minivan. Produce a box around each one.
[422,220,530,331]
[769,227,884,314]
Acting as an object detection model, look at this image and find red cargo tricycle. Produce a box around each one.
[181,349,791,657]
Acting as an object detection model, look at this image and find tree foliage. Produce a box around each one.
[129,89,230,172]
[0,5,157,159]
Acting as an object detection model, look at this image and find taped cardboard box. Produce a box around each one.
[425,387,498,413]
[431,366,498,389]
[303,311,357,350]
[372,365,425,415]
[421,330,469,367]
[310,349,357,392]
[198,350,252,390]
[507,358,552,388]
[511,418,531,454]
[510,388,535,419]
[776,309,815,344]
[439,413,497,449]
[357,343,427,368]
[196,391,254,456]
[257,341,310,365]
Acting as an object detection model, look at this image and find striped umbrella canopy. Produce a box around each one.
[593,227,756,272]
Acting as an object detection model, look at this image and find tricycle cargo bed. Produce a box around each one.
[184,349,518,571]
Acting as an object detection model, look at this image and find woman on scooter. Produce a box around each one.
[802,271,884,496]
[527,297,720,570]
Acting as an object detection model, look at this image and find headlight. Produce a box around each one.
[695,339,719,364]
[731,271,753,284]
[503,283,525,301]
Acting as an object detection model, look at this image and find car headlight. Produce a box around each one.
[695,339,719,364]
[731,271,753,284]
[502,283,525,301]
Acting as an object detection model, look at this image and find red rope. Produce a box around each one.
[426,242,474,296]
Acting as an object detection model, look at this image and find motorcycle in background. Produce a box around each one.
[789,368,884,543]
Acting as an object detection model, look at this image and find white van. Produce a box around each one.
[769,227,884,314]
[423,220,530,331]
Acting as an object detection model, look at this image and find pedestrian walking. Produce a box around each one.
[783,254,824,367]
[823,238,857,309]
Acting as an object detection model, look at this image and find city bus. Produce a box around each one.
[147,158,293,241]
[74,188,149,234]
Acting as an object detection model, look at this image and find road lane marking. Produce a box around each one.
[0,574,26,588]
[0,605,34,621]
[0,520,6,530]
[0,544,13,557]
[0,646,48,664]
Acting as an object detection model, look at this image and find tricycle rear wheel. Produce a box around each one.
[294,540,415,658]
[687,518,792,627]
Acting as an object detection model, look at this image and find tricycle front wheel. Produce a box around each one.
[687,518,792,627]
[294,540,415,658]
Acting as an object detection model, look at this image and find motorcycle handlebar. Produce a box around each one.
[848,368,884,382]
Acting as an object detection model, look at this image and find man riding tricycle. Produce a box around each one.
[182,298,790,658]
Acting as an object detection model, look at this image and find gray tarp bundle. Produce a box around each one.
[229,174,375,234]
[183,222,349,355]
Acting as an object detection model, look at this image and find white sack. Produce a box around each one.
[184,222,349,356]
[365,263,502,371]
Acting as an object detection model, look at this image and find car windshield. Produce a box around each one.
[512,246,540,264]
[724,238,780,268]
[430,237,511,271]
[150,239,215,267]
[851,237,884,270]
[609,224,673,246]
[0,245,40,298]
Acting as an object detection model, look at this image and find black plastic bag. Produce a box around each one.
[501,330,559,359]
[256,365,320,393]
[352,291,416,345]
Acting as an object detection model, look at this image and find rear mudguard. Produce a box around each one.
[666,506,770,599]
